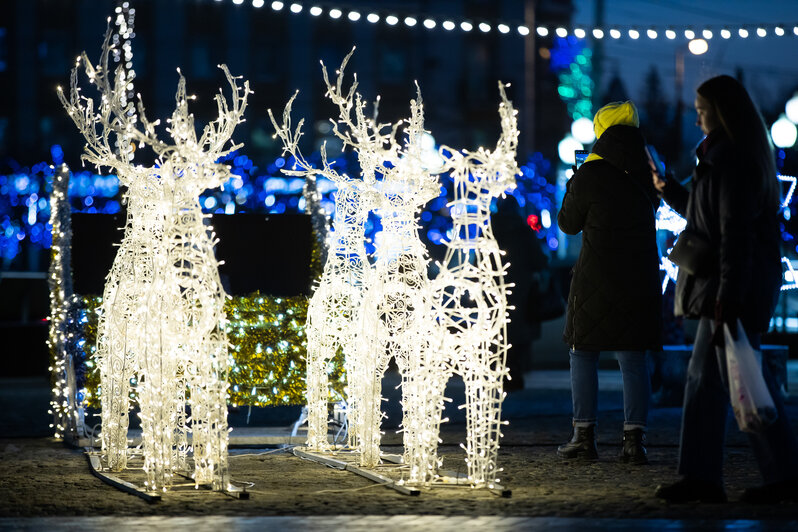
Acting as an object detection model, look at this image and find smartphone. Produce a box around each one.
[645,145,666,176]
[574,149,589,169]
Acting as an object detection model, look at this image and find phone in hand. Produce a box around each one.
[574,149,589,169]
[645,144,666,176]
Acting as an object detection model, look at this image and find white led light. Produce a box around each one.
[610,28,621,39]
[348,11,360,21]
[702,29,713,39]
[555,27,567,37]
[592,28,604,39]
[386,15,398,25]
[405,16,417,27]
[775,26,785,36]
[497,23,510,34]
[309,6,321,16]
[794,25,798,36]
[59,34,246,492]
[574,28,586,38]
[684,29,695,39]
[289,2,302,13]
[757,27,767,37]
[688,38,708,55]
[665,29,676,39]
[252,0,264,7]
[443,20,455,31]
[629,28,640,39]
[461,21,473,32]
[536,26,548,37]
[721,28,731,39]
[424,18,437,29]
[271,1,283,10]
[785,94,798,123]
[739,28,749,38]
[367,12,379,23]
[646,29,657,39]
[479,22,491,32]
[772,116,798,148]
[233,0,244,4]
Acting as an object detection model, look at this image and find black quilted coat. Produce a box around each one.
[559,125,663,351]
[661,130,781,333]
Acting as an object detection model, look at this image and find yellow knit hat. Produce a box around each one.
[593,101,639,139]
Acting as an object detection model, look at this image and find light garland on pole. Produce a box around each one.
[218,0,798,42]
[58,23,250,492]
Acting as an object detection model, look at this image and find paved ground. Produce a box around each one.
[1,372,798,529]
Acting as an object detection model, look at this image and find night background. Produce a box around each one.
[2,0,798,527]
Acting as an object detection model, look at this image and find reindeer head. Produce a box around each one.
[59,23,249,198]
[439,82,520,205]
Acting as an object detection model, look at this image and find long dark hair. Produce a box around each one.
[697,75,779,212]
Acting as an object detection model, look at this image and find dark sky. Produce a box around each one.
[572,0,798,116]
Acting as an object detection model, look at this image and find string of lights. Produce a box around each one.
[213,0,798,42]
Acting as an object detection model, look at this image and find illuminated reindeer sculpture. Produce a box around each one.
[59,28,249,491]
[424,83,520,487]
[358,88,442,471]
[269,52,381,453]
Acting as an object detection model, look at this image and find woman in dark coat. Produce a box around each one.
[557,101,662,464]
[654,75,798,504]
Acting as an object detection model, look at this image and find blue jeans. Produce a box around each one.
[570,349,651,430]
[678,317,798,485]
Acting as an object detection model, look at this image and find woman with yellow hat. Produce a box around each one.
[557,100,662,465]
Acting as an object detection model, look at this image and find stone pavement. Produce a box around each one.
[1,371,798,530]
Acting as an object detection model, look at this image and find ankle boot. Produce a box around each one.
[620,428,648,465]
[557,424,598,460]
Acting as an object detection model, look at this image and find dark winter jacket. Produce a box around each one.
[661,130,781,333]
[558,125,663,351]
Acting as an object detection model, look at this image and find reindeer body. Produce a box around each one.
[59,31,247,490]
[304,179,371,451]
[425,85,519,487]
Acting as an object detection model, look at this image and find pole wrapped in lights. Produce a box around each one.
[47,163,86,442]
[58,23,250,492]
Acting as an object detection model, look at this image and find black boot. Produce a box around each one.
[620,428,649,465]
[557,424,598,460]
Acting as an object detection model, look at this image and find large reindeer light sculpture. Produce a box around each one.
[425,83,520,488]
[58,26,249,491]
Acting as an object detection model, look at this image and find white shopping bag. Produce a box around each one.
[723,320,778,433]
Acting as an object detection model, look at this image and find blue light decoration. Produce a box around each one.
[0,141,559,269]
[549,36,594,120]
[0,152,120,268]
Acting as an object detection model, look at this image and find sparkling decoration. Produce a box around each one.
[425,82,519,488]
[272,53,519,488]
[46,164,86,441]
[58,26,250,491]
[77,294,344,409]
[211,0,798,42]
[269,50,380,458]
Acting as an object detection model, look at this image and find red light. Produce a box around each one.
[527,214,542,232]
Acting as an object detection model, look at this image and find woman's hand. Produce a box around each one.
[652,169,667,194]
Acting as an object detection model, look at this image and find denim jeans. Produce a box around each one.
[569,348,651,430]
[678,317,798,485]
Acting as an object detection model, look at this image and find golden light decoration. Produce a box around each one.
[79,294,345,409]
